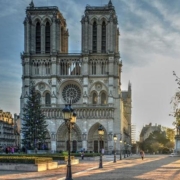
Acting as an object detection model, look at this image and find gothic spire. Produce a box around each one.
[128,81,131,90]
[128,81,132,97]
[29,0,34,8]
[108,0,113,7]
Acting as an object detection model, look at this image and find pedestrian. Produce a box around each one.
[140,150,145,160]
[11,147,14,154]
[5,147,8,154]
[81,151,84,160]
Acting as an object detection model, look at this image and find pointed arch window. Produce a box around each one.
[92,62,96,75]
[101,92,107,105]
[35,64,39,75]
[45,22,50,53]
[101,21,106,53]
[45,92,51,106]
[94,140,98,153]
[72,140,77,152]
[101,62,105,74]
[60,62,64,75]
[92,92,97,104]
[60,61,68,75]
[36,22,41,53]
[45,62,51,74]
[66,140,70,151]
[92,21,97,53]
[61,27,64,52]
[36,93,41,103]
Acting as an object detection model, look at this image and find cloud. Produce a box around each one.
[117,0,180,70]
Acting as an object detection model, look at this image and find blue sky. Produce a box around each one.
[0,0,180,140]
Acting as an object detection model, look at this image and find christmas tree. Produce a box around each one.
[21,83,48,150]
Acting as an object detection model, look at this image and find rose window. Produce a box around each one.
[62,84,81,103]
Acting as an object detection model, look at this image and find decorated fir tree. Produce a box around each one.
[21,83,48,150]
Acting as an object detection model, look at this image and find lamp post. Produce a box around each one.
[62,104,77,180]
[113,134,117,163]
[98,125,104,168]
[124,141,126,158]
[127,144,129,157]
[119,137,122,160]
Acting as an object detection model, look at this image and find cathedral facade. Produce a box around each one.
[20,0,132,153]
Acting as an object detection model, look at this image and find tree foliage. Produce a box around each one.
[166,141,175,150]
[171,71,180,127]
[21,83,48,150]
[166,128,175,142]
[150,142,163,153]
[139,130,170,153]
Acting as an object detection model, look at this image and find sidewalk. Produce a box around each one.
[0,155,177,180]
[0,154,127,179]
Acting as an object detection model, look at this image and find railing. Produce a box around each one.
[42,105,114,119]
[27,6,58,10]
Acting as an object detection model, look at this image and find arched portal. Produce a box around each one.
[45,131,51,150]
[36,130,51,150]
[87,123,107,153]
[56,122,82,152]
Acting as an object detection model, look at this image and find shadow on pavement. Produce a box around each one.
[72,156,180,180]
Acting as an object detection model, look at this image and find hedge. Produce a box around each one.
[0,156,52,164]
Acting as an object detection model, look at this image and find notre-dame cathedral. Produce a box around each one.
[20,0,132,153]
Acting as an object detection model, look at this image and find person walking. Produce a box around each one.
[140,150,145,160]
[11,147,14,154]
[5,147,8,154]
[81,151,84,160]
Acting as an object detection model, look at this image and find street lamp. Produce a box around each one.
[127,144,129,157]
[124,141,126,158]
[119,137,122,160]
[98,125,104,168]
[113,134,117,163]
[62,104,77,180]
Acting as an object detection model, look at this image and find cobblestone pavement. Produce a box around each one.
[0,155,180,180]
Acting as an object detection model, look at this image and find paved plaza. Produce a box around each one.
[0,155,180,180]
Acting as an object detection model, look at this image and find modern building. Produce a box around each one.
[0,110,15,148]
[20,0,132,153]
[131,124,136,144]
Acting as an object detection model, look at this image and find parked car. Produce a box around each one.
[169,153,178,157]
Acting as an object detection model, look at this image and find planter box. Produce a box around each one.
[47,162,58,170]
[0,164,37,171]
[27,150,50,154]
[78,156,102,161]
[59,159,79,165]
[0,162,58,172]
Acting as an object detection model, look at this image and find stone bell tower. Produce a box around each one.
[81,0,119,54]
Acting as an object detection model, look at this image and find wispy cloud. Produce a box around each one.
[117,0,180,69]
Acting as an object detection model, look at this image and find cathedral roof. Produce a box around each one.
[85,1,114,12]
[27,1,58,11]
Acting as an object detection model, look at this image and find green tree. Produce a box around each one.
[21,83,48,150]
[139,130,170,153]
[150,142,163,153]
[166,128,175,142]
[171,72,180,128]
[166,141,175,150]
[149,131,169,145]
